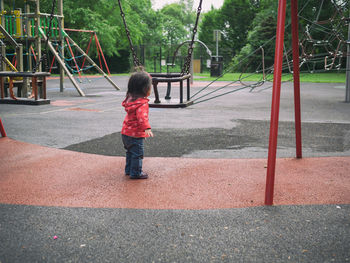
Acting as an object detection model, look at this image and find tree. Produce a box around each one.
[198,0,259,66]
[231,0,277,72]
[219,0,258,57]
[198,8,221,54]
[231,0,344,73]
[160,2,194,45]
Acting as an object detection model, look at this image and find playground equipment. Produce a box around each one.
[172,40,212,73]
[118,0,203,108]
[185,0,348,106]
[0,0,119,103]
[0,71,50,104]
[263,0,302,206]
[151,40,212,104]
[0,16,50,104]
[165,0,346,204]
[260,0,349,205]
[53,28,111,75]
[117,0,347,108]
[149,73,192,108]
[264,0,347,205]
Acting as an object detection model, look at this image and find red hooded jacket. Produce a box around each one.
[121,97,151,138]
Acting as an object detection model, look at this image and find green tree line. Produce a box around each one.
[3,0,348,73]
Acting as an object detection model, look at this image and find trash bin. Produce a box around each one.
[210,56,223,77]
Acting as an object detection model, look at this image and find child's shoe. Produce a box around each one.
[130,172,148,179]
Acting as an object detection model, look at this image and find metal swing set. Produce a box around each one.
[118,0,348,110]
[117,0,203,108]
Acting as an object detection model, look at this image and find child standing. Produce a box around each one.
[121,71,153,179]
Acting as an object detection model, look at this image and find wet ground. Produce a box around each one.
[64,119,350,158]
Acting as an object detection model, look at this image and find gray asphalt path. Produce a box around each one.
[1,204,349,263]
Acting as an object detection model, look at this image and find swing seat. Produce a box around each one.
[149,73,193,108]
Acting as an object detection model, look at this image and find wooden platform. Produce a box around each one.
[0,71,50,105]
[0,98,50,105]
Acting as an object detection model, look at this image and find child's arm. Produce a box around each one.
[136,103,152,134]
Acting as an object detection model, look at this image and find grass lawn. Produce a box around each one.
[193,72,346,83]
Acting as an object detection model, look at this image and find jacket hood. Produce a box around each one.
[122,97,149,113]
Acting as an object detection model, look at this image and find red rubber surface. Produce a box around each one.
[0,137,349,209]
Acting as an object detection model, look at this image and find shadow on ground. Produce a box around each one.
[64,119,350,158]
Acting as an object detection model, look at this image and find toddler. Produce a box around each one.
[121,71,153,179]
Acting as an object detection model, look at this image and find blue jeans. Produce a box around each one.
[121,134,144,177]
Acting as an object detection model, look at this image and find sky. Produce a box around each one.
[152,0,224,11]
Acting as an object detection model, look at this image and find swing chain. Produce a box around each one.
[118,0,142,68]
[181,0,203,75]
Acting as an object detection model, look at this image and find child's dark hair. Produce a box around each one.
[126,71,152,100]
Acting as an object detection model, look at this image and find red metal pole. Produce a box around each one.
[49,55,55,73]
[82,33,94,70]
[49,45,59,73]
[0,118,7,137]
[94,34,103,71]
[66,37,83,79]
[30,46,37,62]
[12,55,17,68]
[291,0,302,158]
[94,34,111,75]
[265,0,287,206]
